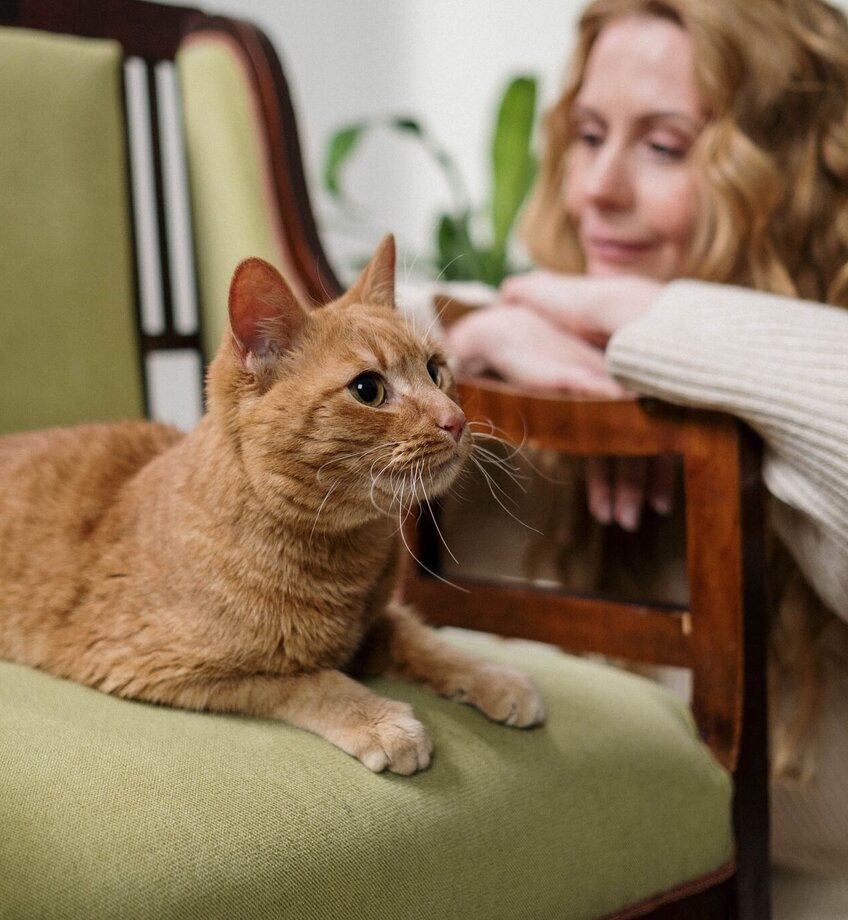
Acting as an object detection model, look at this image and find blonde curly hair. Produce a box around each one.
[522,0,848,306]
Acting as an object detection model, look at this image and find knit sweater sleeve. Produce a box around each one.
[606,279,848,621]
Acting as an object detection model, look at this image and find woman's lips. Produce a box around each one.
[585,237,654,263]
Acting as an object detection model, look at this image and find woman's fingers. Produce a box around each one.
[499,272,661,346]
[446,304,627,397]
[585,455,676,529]
[647,454,677,516]
[612,457,649,531]
[585,457,613,524]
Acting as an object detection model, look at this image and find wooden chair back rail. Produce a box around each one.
[408,579,692,666]
[406,375,759,773]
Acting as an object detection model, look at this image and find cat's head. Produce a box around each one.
[208,235,472,531]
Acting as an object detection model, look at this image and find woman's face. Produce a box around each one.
[564,14,705,280]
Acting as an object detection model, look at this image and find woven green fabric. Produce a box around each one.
[0,28,143,434]
[0,631,731,920]
[178,37,290,359]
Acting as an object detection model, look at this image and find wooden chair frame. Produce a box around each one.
[1,1,770,917]
[406,382,771,919]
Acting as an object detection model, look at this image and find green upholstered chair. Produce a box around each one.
[0,2,769,918]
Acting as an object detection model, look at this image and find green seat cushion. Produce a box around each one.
[0,632,731,920]
[0,28,143,433]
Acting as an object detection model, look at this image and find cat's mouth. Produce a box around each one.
[413,443,471,496]
[366,444,468,509]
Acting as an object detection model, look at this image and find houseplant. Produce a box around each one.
[323,76,538,286]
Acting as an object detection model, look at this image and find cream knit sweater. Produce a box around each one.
[607,280,848,884]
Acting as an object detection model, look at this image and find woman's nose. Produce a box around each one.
[584,146,633,210]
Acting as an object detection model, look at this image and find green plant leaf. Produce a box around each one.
[490,76,538,255]
[323,124,366,198]
[436,213,480,281]
[478,246,509,287]
[390,117,424,137]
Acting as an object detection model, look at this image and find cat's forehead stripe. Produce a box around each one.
[348,319,427,371]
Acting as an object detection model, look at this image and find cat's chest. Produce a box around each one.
[228,532,394,671]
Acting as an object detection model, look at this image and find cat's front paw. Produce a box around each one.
[349,700,433,775]
[453,665,545,728]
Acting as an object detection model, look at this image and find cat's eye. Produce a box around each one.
[426,358,442,387]
[349,373,386,407]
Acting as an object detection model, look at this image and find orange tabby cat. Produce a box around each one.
[0,235,543,774]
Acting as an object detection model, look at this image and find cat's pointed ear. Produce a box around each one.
[338,233,396,309]
[228,258,306,376]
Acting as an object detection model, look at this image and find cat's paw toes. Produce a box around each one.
[468,666,545,728]
[355,701,433,775]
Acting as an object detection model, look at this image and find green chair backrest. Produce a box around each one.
[0,9,333,437]
[0,27,144,433]
[178,34,295,358]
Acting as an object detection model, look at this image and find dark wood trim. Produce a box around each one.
[140,331,203,352]
[409,577,692,667]
[454,377,697,456]
[600,861,735,919]
[731,433,771,919]
[4,0,204,60]
[682,414,746,770]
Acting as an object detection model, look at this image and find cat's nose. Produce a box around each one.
[438,410,466,443]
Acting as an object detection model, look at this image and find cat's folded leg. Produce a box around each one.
[165,670,433,775]
[354,603,545,728]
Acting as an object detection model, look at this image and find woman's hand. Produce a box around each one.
[499,271,661,346]
[584,455,677,530]
[446,302,627,397]
[445,272,673,530]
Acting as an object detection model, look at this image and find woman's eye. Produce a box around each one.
[650,144,683,160]
[426,358,442,386]
[576,125,604,149]
[349,373,386,407]
[647,137,687,161]
[578,131,603,149]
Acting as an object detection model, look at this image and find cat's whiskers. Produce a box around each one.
[472,456,521,511]
[309,479,341,541]
[468,420,528,462]
[368,452,403,517]
[316,441,399,483]
[384,461,406,519]
[468,423,575,486]
[419,461,459,565]
[435,255,467,285]
[471,445,530,495]
[422,293,456,342]
[470,454,542,534]
[395,484,469,594]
